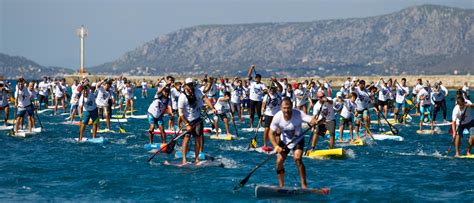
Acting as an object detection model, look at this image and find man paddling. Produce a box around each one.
[260,79,283,151]
[147,86,170,144]
[311,91,337,149]
[95,79,113,131]
[268,98,316,189]
[247,65,267,128]
[15,78,36,133]
[451,97,474,157]
[178,78,215,165]
[0,81,10,127]
[78,83,99,141]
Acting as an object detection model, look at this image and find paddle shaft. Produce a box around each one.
[248,116,263,149]
[234,124,315,191]
[147,126,187,162]
[304,103,324,155]
[227,101,239,137]
[373,104,398,135]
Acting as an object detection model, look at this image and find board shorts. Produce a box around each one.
[0,103,9,110]
[38,95,48,105]
[264,115,274,128]
[17,104,34,117]
[457,120,474,138]
[118,97,125,104]
[378,100,388,107]
[317,120,336,137]
[185,118,204,138]
[230,102,241,114]
[339,116,353,127]
[70,103,78,111]
[355,108,369,121]
[420,104,432,123]
[395,100,406,109]
[241,99,250,109]
[97,105,110,118]
[56,95,64,100]
[278,138,305,156]
[214,113,227,121]
[147,113,164,126]
[82,108,99,125]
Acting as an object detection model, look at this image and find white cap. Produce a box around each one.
[336,91,342,98]
[185,78,194,85]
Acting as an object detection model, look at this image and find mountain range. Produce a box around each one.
[0,53,73,80]
[90,4,473,77]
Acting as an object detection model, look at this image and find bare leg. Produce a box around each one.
[294,149,307,189]
[276,151,287,188]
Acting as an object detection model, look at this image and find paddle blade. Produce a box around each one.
[250,138,257,149]
[234,174,251,191]
[119,128,126,133]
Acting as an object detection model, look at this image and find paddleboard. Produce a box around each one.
[422,121,451,126]
[48,106,64,109]
[255,185,330,198]
[175,151,206,160]
[255,146,274,154]
[144,143,167,151]
[98,118,128,123]
[163,160,224,168]
[37,109,52,114]
[91,129,116,133]
[456,155,474,159]
[336,139,364,146]
[74,137,105,143]
[241,127,265,133]
[111,114,148,119]
[416,129,437,135]
[11,127,42,137]
[61,121,81,125]
[305,148,345,158]
[0,125,13,130]
[372,134,404,141]
[209,134,237,141]
[370,118,397,125]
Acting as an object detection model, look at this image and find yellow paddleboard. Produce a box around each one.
[416,130,435,134]
[305,148,344,158]
[456,155,474,159]
[351,139,364,146]
[210,135,236,141]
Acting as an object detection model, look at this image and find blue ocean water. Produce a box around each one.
[0,88,472,201]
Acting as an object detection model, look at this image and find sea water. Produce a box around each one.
[0,88,472,201]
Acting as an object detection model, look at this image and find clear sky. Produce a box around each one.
[0,0,472,70]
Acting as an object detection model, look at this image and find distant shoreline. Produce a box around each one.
[63,74,472,89]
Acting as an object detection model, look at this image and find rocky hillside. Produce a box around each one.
[90,4,474,77]
[0,53,74,79]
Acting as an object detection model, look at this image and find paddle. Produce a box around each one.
[227,101,239,137]
[147,125,188,162]
[447,106,467,155]
[9,108,17,135]
[248,116,263,149]
[115,108,126,133]
[373,104,399,135]
[304,103,324,156]
[234,123,316,191]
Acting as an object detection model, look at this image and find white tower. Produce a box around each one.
[76,25,88,75]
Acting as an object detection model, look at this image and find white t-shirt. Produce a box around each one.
[16,86,32,108]
[55,83,67,98]
[0,89,9,107]
[431,90,445,102]
[270,109,313,149]
[141,82,148,89]
[417,88,431,106]
[376,81,391,102]
[38,81,49,96]
[147,99,166,118]
[122,86,133,99]
[230,85,243,104]
[263,93,282,116]
[79,91,97,112]
[413,84,423,95]
[352,87,371,111]
[70,86,80,105]
[294,89,307,106]
[170,87,181,110]
[339,99,356,119]
[214,98,230,114]
[313,99,335,121]
[95,86,111,107]
[248,80,266,101]
[178,87,204,122]
[452,105,472,125]
[395,84,409,104]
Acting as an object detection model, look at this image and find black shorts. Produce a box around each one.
[317,120,336,137]
[215,113,227,120]
[264,115,274,128]
[378,100,388,107]
[38,95,48,104]
[185,118,204,138]
[230,102,241,114]
[278,138,305,156]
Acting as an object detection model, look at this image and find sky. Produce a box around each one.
[0,0,472,70]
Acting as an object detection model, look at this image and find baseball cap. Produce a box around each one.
[185,78,194,85]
